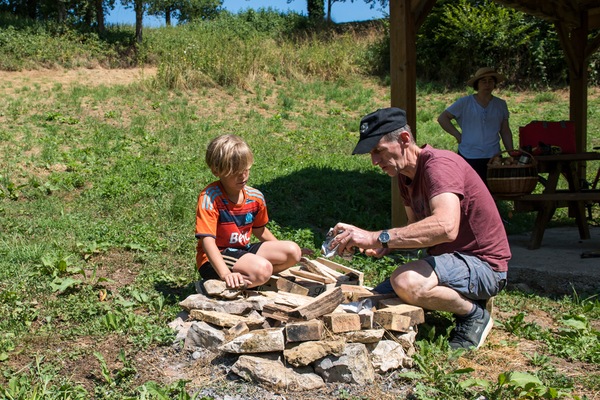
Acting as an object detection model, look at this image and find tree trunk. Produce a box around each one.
[96,0,105,35]
[165,6,171,26]
[327,0,331,22]
[58,0,66,23]
[306,0,324,21]
[135,0,143,44]
[84,2,94,28]
[27,0,37,19]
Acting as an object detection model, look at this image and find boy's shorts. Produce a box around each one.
[373,252,507,300]
[198,242,264,280]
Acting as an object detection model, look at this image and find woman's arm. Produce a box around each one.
[499,119,514,151]
[437,110,462,144]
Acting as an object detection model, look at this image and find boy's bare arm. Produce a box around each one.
[252,226,278,242]
[200,236,250,287]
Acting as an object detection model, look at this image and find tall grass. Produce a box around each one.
[149,13,383,89]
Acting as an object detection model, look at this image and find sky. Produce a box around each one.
[105,0,387,27]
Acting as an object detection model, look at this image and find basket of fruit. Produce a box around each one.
[487,149,538,196]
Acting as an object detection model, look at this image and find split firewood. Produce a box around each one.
[276,276,310,296]
[299,258,339,281]
[322,313,361,333]
[373,305,425,332]
[289,267,336,284]
[316,257,364,286]
[289,287,344,320]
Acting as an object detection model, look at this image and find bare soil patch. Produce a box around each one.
[0,67,157,94]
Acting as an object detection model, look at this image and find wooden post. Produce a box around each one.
[570,12,589,180]
[389,0,416,228]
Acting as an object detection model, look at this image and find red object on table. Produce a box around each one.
[519,121,577,155]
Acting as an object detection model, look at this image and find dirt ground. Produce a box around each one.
[2,69,598,399]
[0,67,157,93]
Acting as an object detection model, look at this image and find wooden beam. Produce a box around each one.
[555,21,580,76]
[570,11,589,159]
[415,0,437,30]
[584,32,600,60]
[588,10,600,29]
[492,0,581,27]
[411,0,428,13]
[389,0,414,228]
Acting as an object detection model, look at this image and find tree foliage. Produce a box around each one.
[367,0,600,87]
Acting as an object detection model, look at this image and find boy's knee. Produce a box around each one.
[255,259,274,284]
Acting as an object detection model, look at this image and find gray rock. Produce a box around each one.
[314,343,375,384]
[231,354,324,391]
[284,339,345,367]
[179,294,254,315]
[184,321,226,351]
[367,340,413,372]
[219,328,285,354]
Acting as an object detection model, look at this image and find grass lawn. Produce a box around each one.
[0,69,599,399]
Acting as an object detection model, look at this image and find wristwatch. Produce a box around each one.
[378,230,390,248]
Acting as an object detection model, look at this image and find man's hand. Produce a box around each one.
[222,272,251,289]
[301,248,315,256]
[365,247,393,258]
[330,222,379,255]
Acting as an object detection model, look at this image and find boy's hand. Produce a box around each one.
[223,272,251,289]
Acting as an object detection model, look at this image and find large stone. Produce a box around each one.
[314,343,375,385]
[219,328,285,353]
[231,354,324,391]
[284,339,346,367]
[179,294,254,315]
[367,340,413,372]
[184,321,226,351]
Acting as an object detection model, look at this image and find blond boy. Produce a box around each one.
[195,134,304,289]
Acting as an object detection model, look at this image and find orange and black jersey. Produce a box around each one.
[195,181,269,268]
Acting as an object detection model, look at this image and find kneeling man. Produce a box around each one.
[330,107,510,350]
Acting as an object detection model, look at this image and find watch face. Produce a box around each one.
[380,231,390,243]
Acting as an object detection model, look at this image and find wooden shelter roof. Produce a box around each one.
[389,0,600,227]
[493,0,600,29]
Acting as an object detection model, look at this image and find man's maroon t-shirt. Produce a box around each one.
[397,145,510,272]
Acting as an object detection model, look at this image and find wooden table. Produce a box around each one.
[494,152,600,250]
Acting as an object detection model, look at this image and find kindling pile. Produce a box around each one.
[169,257,425,391]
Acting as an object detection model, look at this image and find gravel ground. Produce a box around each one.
[141,343,415,400]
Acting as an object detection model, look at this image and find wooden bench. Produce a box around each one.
[493,153,600,249]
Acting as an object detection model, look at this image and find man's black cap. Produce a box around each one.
[352,107,408,155]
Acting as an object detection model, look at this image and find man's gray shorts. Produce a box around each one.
[373,252,507,300]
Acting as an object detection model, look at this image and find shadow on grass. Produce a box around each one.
[255,166,392,242]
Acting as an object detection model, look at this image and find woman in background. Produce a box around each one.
[438,67,514,186]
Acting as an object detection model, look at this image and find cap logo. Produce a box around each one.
[360,123,368,133]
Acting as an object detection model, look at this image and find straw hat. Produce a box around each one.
[466,67,505,88]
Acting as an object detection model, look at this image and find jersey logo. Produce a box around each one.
[245,212,254,224]
[229,231,251,244]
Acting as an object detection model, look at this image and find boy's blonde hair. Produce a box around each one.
[206,134,254,177]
